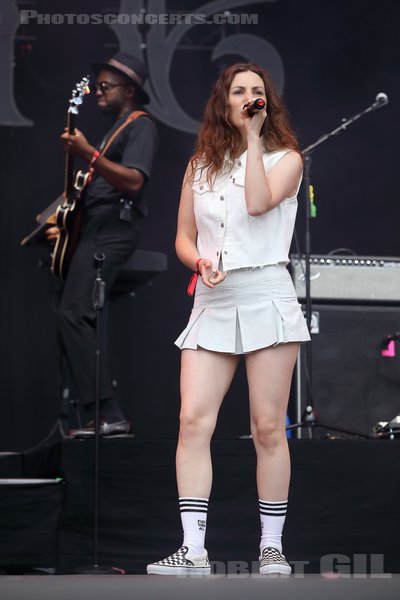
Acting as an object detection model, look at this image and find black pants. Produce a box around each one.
[56,204,140,406]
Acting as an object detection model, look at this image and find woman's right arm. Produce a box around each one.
[175,172,225,288]
[175,178,200,272]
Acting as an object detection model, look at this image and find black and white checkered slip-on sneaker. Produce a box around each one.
[259,547,292,575]
[147,545,211,575]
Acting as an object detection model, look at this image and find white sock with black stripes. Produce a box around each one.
[179,497,209,558]
[259,499,288,554]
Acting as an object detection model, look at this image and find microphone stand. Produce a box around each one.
[69,253,125,574]
[92,252,106,571]
[291,94,389,439]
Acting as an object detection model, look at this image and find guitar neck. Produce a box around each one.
[64,111,75,199]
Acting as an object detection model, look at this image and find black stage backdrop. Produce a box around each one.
[0,0,399,450]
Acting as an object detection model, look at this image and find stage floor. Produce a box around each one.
[1,574,399,600]
[1,439,399,576]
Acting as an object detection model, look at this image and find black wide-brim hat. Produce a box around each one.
[91,52,150,105]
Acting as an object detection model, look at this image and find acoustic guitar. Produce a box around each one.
[51,76,90,280]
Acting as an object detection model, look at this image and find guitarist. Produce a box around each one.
[46,53,158,437]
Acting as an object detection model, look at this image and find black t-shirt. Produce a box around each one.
[84,112,158,217]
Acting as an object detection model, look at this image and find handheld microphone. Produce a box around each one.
[244,98,266,115]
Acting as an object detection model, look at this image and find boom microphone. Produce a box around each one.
[244,98,266,115]
[375,92,389,104]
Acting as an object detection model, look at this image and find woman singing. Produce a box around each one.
[147,63,310,576]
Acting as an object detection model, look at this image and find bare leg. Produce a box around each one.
[245,343,299,500]
[176,348,239,497]
[146,347,239,573]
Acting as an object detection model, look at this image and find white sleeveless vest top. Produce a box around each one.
[193,149,302,272]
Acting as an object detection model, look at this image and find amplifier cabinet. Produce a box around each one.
[296,304,400,437]
[290,255,400,303]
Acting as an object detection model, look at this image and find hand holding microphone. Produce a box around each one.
[243,98,267,138]
[243,98,266,116]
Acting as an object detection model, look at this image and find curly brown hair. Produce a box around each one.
[188,63,301,185]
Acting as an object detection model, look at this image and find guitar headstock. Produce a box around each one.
[69,75,90,115]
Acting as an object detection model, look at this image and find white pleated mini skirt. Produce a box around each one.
[175,265,310,354]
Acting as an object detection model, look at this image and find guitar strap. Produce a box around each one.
[45,111,149,225]
[85,110,148,184]
[98,110,148,157]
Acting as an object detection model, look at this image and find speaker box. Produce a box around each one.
[297,304,400,437]
[0,479,63,569]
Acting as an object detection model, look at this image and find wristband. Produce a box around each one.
[89,149,100,167]
[87,150,100,183]
[195,257,204,272]
[187,258,204,297]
